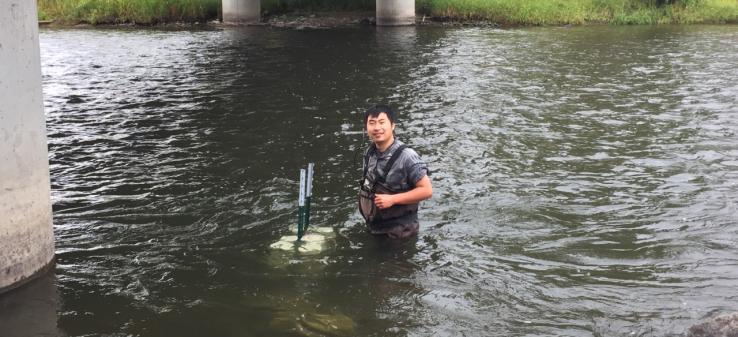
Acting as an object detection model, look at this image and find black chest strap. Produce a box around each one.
[363,144,408,185]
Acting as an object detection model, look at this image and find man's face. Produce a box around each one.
[366,112,395,144]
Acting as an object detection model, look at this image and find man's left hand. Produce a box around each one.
[374,194,396,209]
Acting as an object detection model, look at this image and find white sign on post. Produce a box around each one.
[306,163,314,197]
[298,169,306,207]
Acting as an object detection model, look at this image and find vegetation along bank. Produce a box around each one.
[37,0,738,26]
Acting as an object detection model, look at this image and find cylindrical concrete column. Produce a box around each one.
[0,1,55,294]
[223,0,261,24]
[376,0,415,26]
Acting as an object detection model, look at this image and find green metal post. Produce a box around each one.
[297,168,306,240]
[305,163,314,233]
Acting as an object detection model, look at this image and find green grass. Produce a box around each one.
[38,0,220,24]
[416,0,738,25]
[38,0,738,25]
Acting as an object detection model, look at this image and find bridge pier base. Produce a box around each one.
[376,0,415,26]
[0,1,55,294]
[223,0,261,24]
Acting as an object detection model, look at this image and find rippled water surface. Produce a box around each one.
[29,25,738,336]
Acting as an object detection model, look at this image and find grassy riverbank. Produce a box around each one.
[419,0,738,25]
[38,0,738,25]
[37,0,220,24]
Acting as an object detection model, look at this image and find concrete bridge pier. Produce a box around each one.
[376,0,416,26]
[0,1,55,294]
[222,0,261,24]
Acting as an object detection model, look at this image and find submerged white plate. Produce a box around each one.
[270,227,334,253]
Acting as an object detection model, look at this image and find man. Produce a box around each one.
[358,104,432,239]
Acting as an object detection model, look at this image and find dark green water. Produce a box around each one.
[3,24,738,337]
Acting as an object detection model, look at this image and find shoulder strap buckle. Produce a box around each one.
[376,144,407,184]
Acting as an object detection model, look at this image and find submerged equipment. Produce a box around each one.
[358,144,419,228]
[297,163,315,240]
[269,163,331,252]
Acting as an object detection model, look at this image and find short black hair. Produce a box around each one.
[364,104,397,125]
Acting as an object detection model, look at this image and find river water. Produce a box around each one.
[14,24,738,336]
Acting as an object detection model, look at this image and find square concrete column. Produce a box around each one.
[0,1,55,293]
[223,0,261,24]
[376,0,415,26]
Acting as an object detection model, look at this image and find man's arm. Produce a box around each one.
[374,175,432,209]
